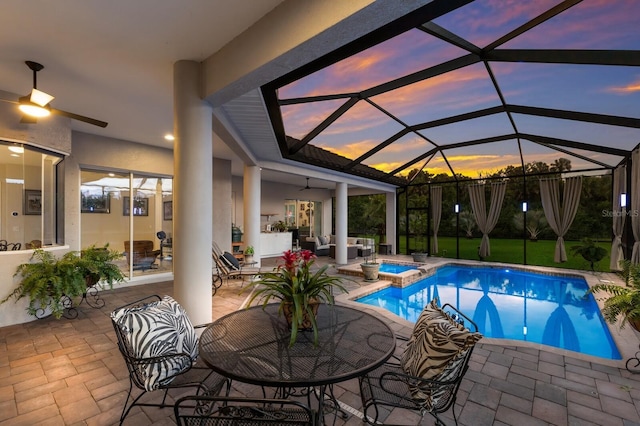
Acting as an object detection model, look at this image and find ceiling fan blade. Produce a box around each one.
[20,114,37,124]
[51,108,108,128]
[0,97,18,105]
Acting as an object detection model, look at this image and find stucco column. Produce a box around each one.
[243,165,261,266]
[386,192,396,254]
[335,182,348,265]
[173,60,213,324]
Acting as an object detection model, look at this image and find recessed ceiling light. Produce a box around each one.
[164,134,174,141]
[8,146,24,154]
[10,154,19,158]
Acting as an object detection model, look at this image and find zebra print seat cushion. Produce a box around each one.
[111,295,199,391]
[401,299,481,403]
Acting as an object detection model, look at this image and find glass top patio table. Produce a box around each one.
[198,303,396,388]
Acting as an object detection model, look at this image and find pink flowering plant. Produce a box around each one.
[245,249,348,345]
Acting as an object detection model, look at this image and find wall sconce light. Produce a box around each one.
[522,202,528,212]
[454,204,459,213]
[621,193,627,208]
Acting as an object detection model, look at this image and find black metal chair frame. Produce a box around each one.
[174,395,316,426]
[359,303,479,426]
[111,295,230,425]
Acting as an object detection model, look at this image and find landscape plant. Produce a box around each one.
[244,249,348,346]
[2,245,124,318]
[587,260,640,330]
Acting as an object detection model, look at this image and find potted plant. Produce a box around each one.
[244,245,254,264]
[570,238,607,271]
[273,220,288,232]
[360,237,380,281]
[411,234,428,263]
[77,244,125,287]
[243,249,348,346]
[587,260,640,331]
[2,245,124,319]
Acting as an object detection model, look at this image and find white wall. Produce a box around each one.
[231,175,334,241]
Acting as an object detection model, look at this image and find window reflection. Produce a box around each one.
[0,141,61,250]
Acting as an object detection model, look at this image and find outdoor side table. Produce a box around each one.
[198,304,396,424]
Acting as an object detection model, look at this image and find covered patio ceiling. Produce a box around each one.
[263,0,640,186]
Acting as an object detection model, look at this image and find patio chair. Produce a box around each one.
[359,301,482,426]
[174,395,315,425]
[111,295,230,425]
[212,242,265,291]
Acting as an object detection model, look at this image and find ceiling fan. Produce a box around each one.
[299,177,328,191]
[0,60,108,128]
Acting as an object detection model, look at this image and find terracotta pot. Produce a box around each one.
[629,316,640,332]
[282,299,319,331]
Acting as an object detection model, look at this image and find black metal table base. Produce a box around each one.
[270,386,348,425]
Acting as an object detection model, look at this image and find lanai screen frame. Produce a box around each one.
[261,0,640,264]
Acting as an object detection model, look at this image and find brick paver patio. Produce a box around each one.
[2,256,640,425]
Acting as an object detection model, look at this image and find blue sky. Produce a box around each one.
[278,0,640,178]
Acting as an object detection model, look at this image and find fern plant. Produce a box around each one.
[2,245,124,319]
[587,260,640,330]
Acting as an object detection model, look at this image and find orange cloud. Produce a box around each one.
[607,79,640,94]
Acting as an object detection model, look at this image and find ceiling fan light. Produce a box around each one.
[18,98,51,117]
[30,88,54,107]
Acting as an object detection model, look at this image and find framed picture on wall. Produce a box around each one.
[24,189,42,215]
[123,196,148,216]
[81,192,110,213]
[163,201,173,220]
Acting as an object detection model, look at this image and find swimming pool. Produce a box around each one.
[378,263,417,274]
[355,264,621,360]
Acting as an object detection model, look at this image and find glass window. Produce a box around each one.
[0,141,62,250]
[80,170,173,278]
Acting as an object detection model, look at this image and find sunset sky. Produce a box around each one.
[277,0,640,178]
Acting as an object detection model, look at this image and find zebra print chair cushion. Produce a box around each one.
[401,299,481,381]
[111,295,199,391]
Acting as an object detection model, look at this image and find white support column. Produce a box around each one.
[173,60,213,325]
[335,182,348,265]
[243,165,261,266]
[386,191,396,254]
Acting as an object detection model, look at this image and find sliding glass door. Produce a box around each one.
[80,169,173,278]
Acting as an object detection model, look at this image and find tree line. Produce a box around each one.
[347,158,612,244]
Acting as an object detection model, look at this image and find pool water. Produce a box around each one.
[356,264,621,360]
[378,263,417,274]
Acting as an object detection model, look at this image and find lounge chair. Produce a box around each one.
[211,242,266,292]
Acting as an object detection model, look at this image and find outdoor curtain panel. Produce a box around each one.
[430,186,442,255]
[468,181,507,258]
[611,165,626,270]
[632,148,640,264]
[540,176,582,263]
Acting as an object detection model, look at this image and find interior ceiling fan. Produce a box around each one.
[0,60,108,128]
[299,177,328,191]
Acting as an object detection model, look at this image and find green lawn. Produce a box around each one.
[398,236,612,272]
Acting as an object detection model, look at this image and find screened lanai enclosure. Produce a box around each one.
[262,0,640,272]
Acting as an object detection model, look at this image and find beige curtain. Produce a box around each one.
[610,165,626,270]
[632,149,640,264]
[540,176,582,263]
[468,181,507,258]
[430,186,442,254]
